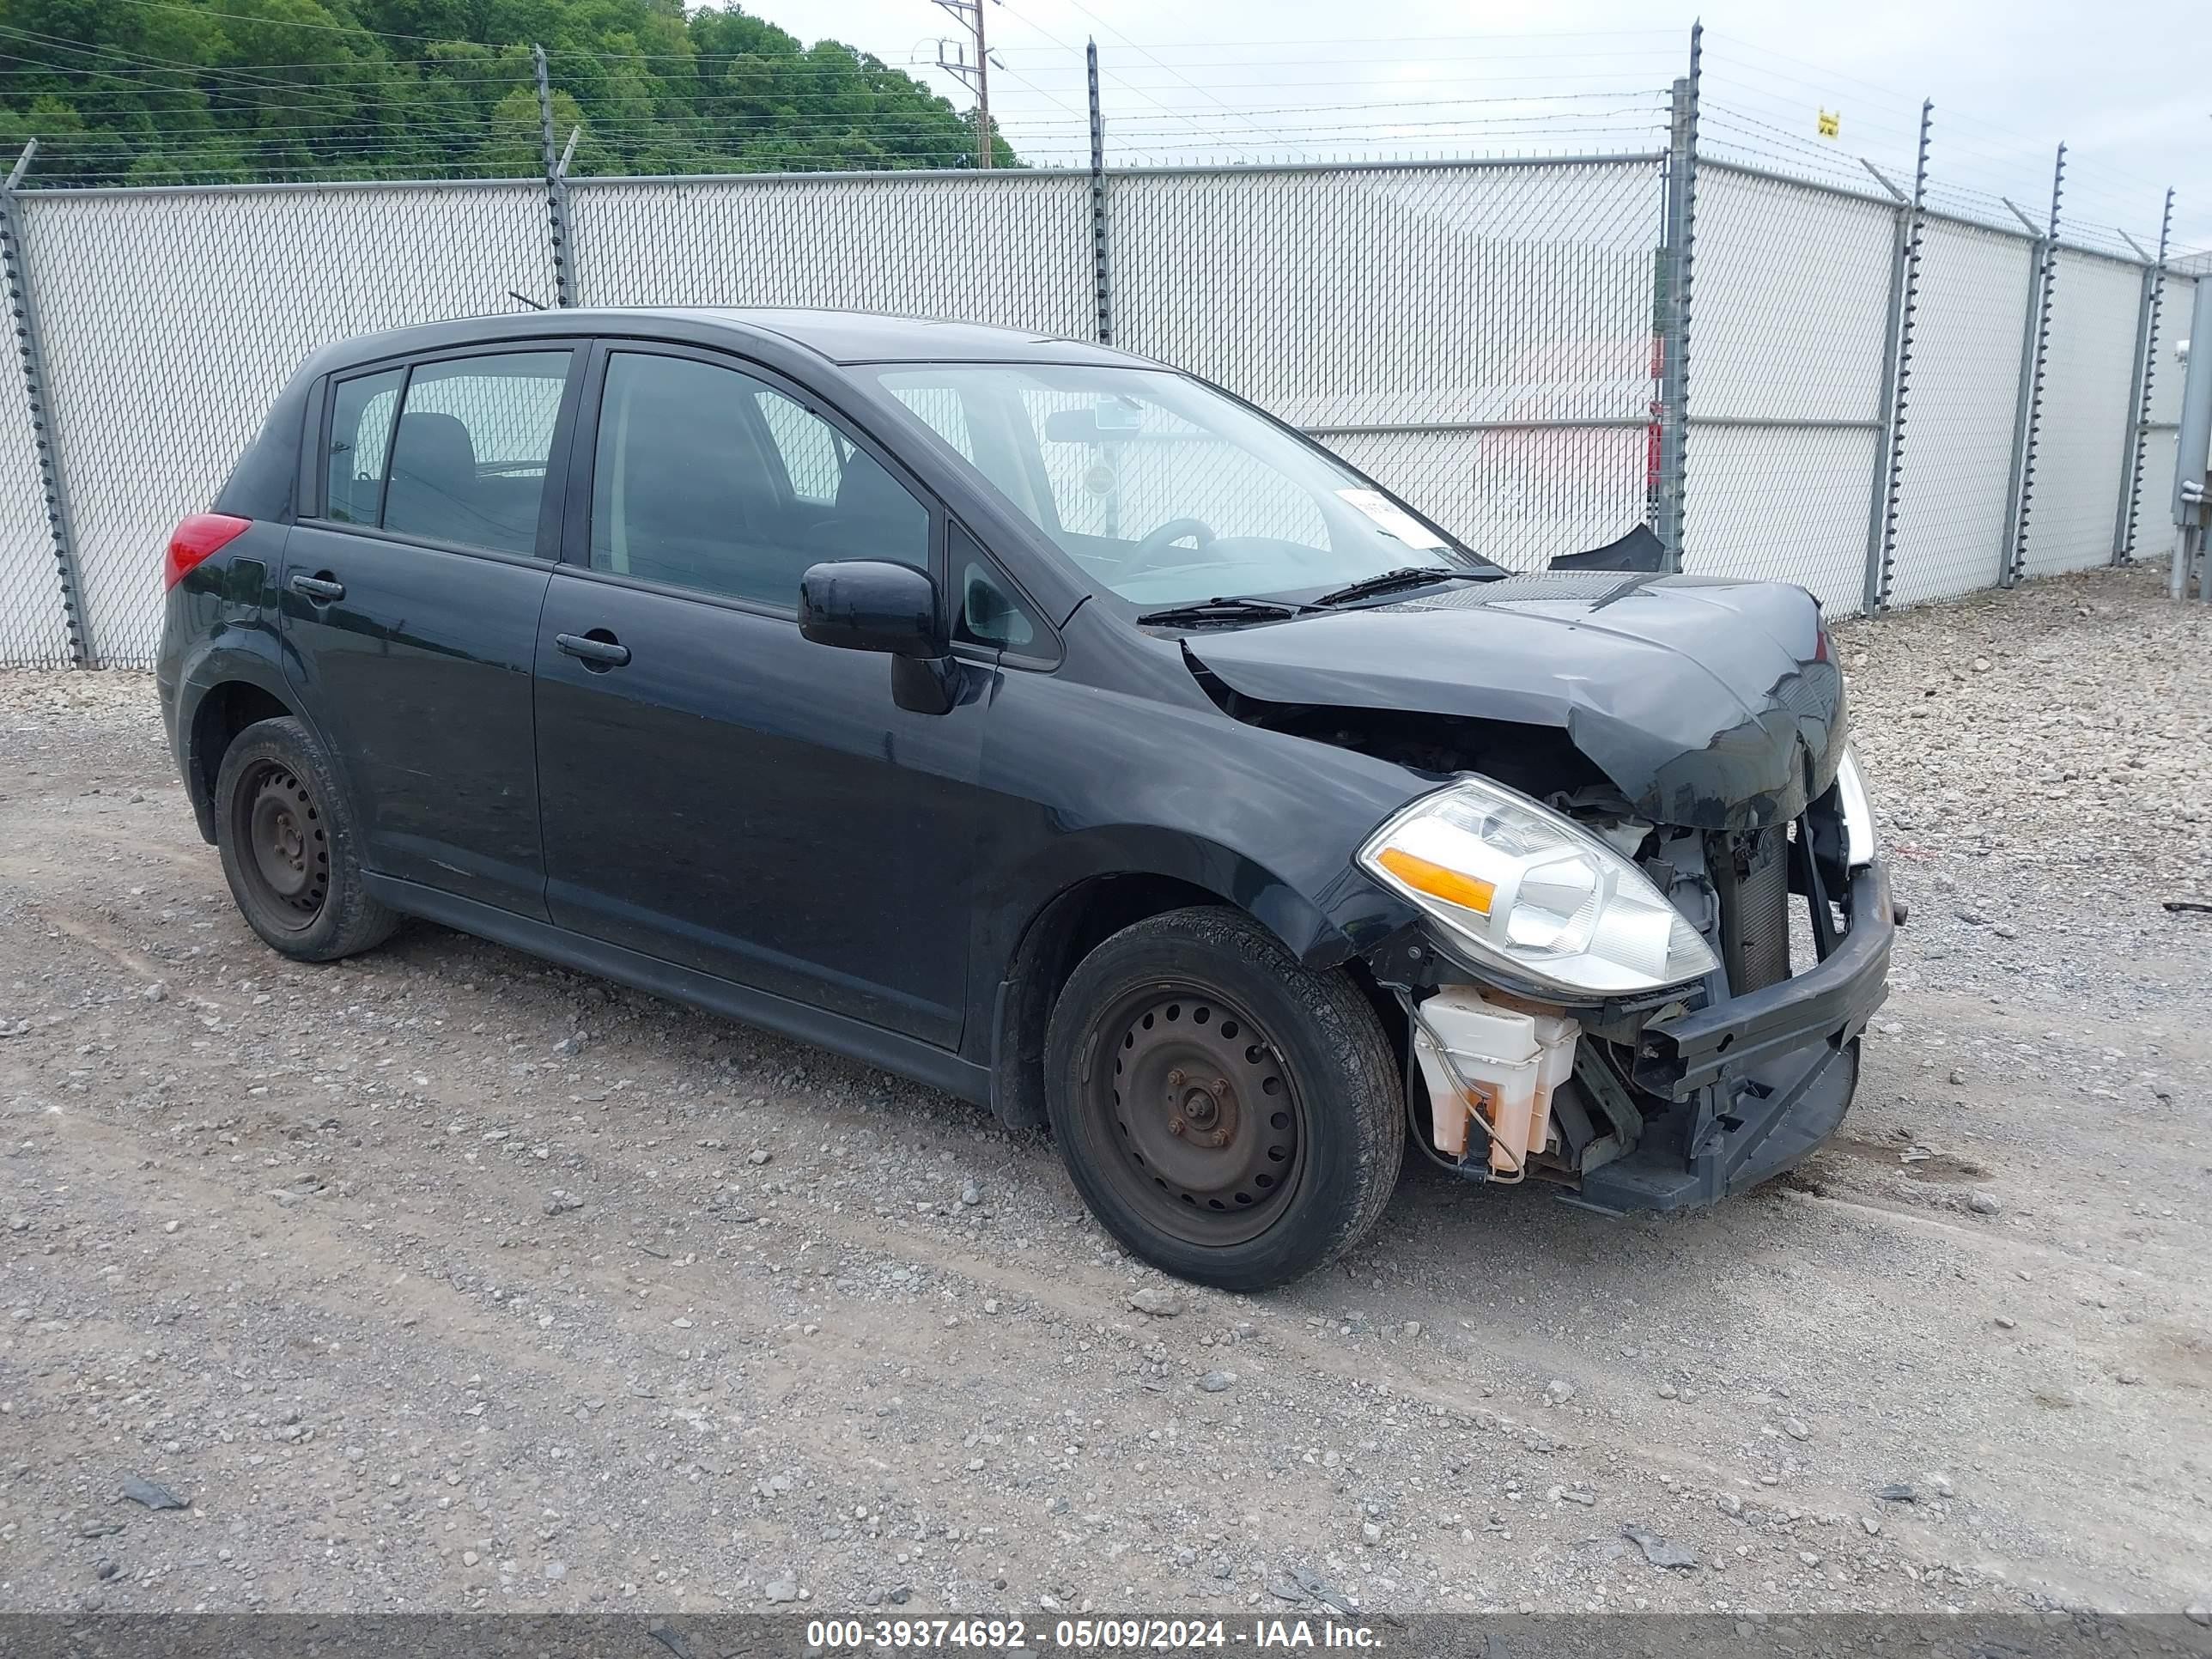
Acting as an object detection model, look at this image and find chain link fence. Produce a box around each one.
[2134,272,2199,554]
[1110,159,1662,571]
[568,169,1093,334]
[1884,216,2037,609]
[2021,248,2154,580]
[9,179,552,666]
[0,128,2193,668]
[1680,162,1899,612]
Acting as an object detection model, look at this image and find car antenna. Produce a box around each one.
[506,289,549,312]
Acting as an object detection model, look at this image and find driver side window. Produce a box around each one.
[589,351,929,609]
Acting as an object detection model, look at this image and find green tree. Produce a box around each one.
[0,0,1018,185]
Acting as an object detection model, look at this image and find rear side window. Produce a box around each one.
[381,351,572,556]
[325,368,401,525]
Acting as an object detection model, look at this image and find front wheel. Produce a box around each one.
[1043,906,1404,1291]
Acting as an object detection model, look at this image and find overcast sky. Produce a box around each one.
[732,0,2211,249]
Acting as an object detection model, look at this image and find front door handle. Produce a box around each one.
[289,573,344,604]
[556,630,631,669]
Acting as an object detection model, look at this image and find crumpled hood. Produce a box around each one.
[1186,571,1846,830]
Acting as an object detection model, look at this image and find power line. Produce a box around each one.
[997,28,1688,47]
[987,2,1270,161]
[1036,0,1316,159]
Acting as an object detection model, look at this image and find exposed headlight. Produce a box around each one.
[1834,746,1876,868]
[1358,776,1719,996]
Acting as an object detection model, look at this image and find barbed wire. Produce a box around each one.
[0,15,2184,243]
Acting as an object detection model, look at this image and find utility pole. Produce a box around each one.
[932,0,996,167]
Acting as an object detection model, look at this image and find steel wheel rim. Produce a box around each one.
[234,760,327,929]
[1080,982,1306,1247]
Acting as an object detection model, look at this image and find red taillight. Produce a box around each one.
[163,514,252,591]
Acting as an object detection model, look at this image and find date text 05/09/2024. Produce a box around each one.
[803,1617,1383,1650]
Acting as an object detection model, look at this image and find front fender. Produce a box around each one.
[992,823,1357,967]
[969,647,1440,985]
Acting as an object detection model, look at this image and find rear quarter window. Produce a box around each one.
[325,368,403,525]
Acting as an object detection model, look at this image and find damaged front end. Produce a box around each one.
[1185,570,1897,1212]
[1363,791,1893,1212]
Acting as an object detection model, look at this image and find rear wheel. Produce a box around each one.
[1045,906,1403,1291]
[214,715,396,962]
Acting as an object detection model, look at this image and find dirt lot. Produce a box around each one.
[2,562,2209,1621]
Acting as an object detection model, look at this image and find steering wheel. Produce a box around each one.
[1122,516,1218,576]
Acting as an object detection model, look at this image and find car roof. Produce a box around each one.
[300,307,1159,376]
[669,307,1151,367]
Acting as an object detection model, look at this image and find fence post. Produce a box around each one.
[1860,103,1932,616]
[2112,188,2173,564]
[1652,22,1701,572]
[0,141,88,668]
[1999,145,2064,587]
[533,46,578,307]
[1086,39,1112,346]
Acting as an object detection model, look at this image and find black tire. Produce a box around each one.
[213,715,397,963]
[1044,905,1404,1291]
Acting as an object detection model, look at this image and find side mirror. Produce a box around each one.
[799,560,942,659]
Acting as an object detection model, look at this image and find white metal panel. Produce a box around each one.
[1886,220,2037,608]
[1681,425,1879,613]
[1113,161,1662,422]
[2146,274,2195,426]
[568,171,1091,337]
[2021,248,2142,578]
[2132,273,2198,552]
[1690,165,1897,422]
[21,182,554,668]
[1679,165,1897,611]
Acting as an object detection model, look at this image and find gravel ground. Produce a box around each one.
[1,562,2209,1622]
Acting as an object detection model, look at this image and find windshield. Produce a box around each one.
[864,362,1497,611]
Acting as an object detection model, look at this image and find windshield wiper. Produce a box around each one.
[1311,566,1490,607]
[1135,596,1309,628]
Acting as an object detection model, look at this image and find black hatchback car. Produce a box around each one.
[158,308,1893,1290]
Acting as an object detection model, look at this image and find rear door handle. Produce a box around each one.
[289,573,344,604]
[556,631,631,669]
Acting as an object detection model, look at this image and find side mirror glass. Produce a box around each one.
[799,560,942,659]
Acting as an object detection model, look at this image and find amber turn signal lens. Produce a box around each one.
[1375,847,1495,915]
